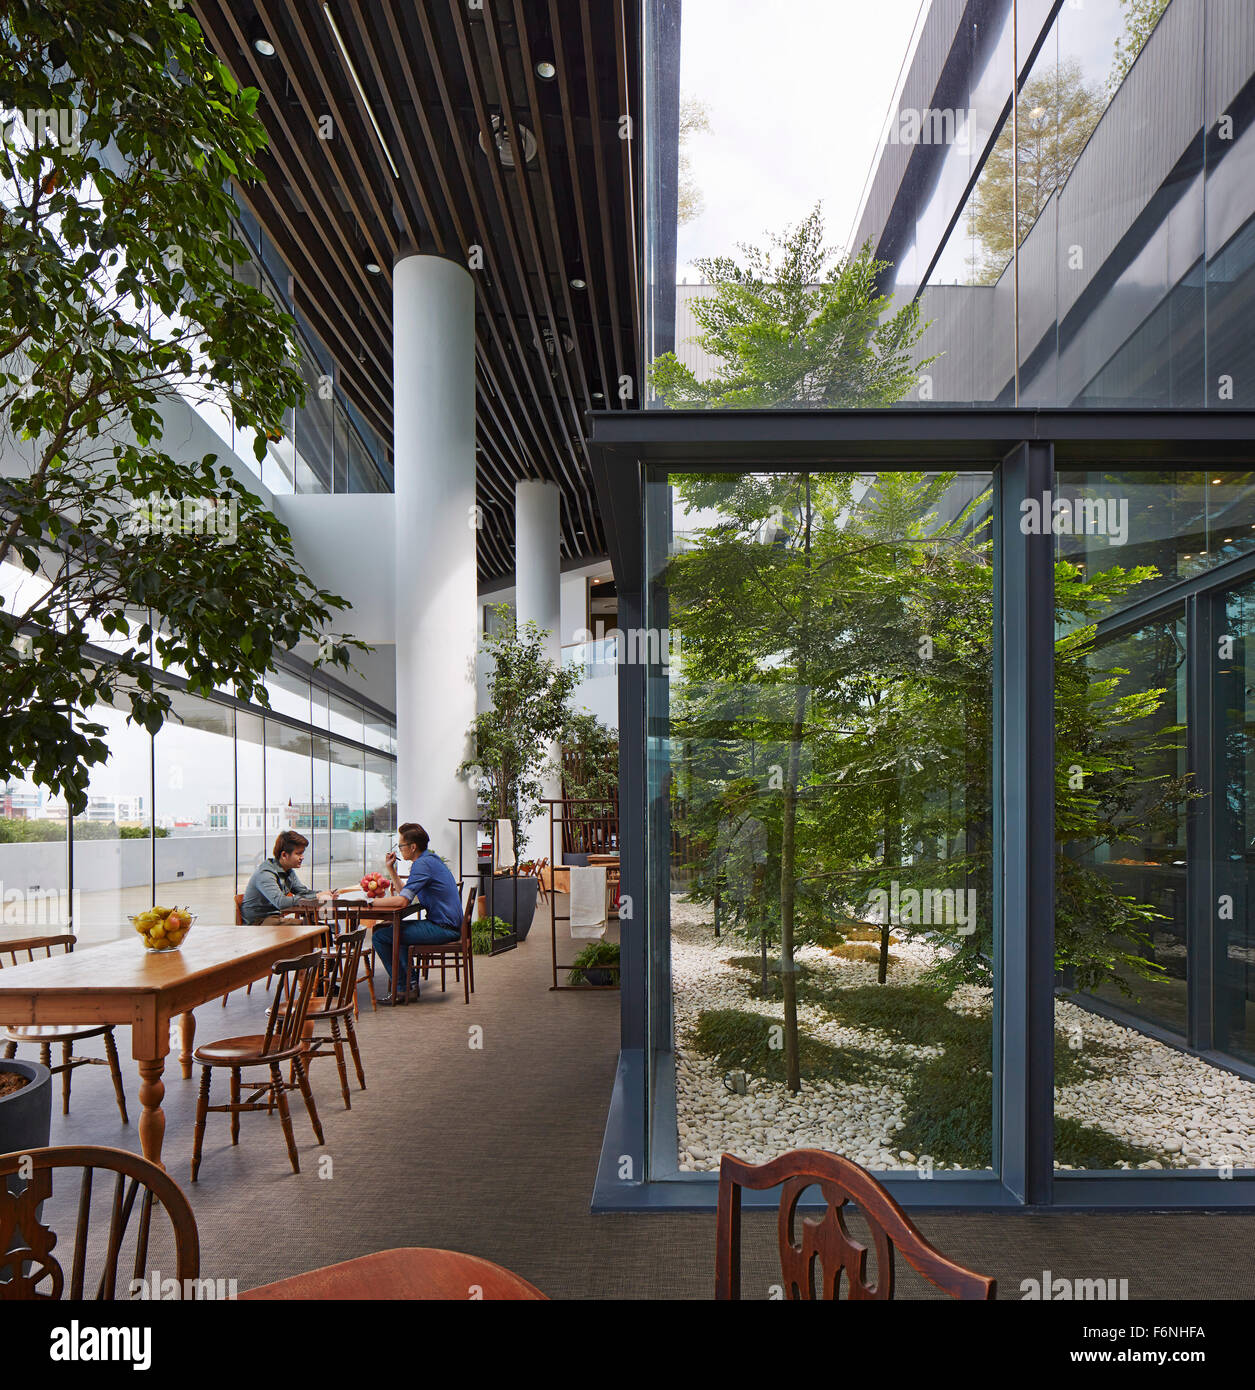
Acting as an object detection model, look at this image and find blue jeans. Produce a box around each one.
[373,920,461,992]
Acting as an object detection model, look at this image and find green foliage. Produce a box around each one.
[0,815,63,841]
[965,61,1105,283]
[566,938,621,985]
[460,605,581,843]
[649,205,934,408]
[0,816,167,840]
[471,915,511,956]
[668,466,1190,1000]
[1109,0,1170,93]
[690,1007,886,1085]
[561,709,618,808]
[0,1,367,813]
[1053,1116,1167,1169]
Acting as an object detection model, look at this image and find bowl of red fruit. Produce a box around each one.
[360,871,389,899]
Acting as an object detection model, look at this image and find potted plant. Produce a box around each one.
[471,915,513,956]
[0,1057,52,1158]
[461,607,580,941]
[567,940,621,988]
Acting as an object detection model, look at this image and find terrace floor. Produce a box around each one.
[17,902,1255,1299]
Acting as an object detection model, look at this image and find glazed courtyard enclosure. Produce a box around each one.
[586,411,1255,1211]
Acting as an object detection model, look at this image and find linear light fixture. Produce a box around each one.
[322,2,400,180]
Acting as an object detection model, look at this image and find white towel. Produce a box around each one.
[494,817,515,872]
[569,865,607,939]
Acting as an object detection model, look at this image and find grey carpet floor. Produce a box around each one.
[19,917,1255,1300]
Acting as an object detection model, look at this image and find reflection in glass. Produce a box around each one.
[1217,581,1255,1063]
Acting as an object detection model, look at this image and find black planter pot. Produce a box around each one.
[583,967,618,987]
[0,1058,52,1158]
[488,874,540,941]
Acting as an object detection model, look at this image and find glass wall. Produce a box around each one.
[72,699,154,938]
[1051,468,1255,1175]
[4,669,394,939]
[646,468,996,1179]
[154,692,237,924]
[644,0,1250,411]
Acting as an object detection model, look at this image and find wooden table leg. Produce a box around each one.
[137,1056,168,1170]
[391,916,401,1004]
[178,1010,196,1079]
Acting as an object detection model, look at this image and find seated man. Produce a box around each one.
[241,830,337,925]
[370,821,463,1003]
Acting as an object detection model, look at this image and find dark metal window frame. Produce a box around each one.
[587,407,1255,1212]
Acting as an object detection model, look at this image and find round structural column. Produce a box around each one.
[393,253,478,863]
[514,478,562,858]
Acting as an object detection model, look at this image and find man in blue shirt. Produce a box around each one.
[369,821,463,1003]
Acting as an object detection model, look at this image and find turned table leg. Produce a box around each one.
[178,1011,196,1079]
[136,1057,168,1169]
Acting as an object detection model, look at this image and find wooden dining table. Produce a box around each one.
[0,920,326,1169]
[320,892,420,1005]
[239,1246,548,1300]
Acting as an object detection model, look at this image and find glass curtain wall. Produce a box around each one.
[8,672,395,939]
[646,468,995,1180]
[1052,469,1255,1175]
[643,0,1248,411]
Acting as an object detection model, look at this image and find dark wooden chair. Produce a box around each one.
[191,952,325,1180]
[278,921,368,1111]
[715,1149,996,1300]
[0,1144,198,1300]
[404,886,476,1004]
[1,934,128,1124]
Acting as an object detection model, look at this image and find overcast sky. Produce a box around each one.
[674,0,1134,282]
[675,0,928,278]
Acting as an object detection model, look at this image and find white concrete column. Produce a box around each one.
[393,254,478,865]
[514,478,562,858]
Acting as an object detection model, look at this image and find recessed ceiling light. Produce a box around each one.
[536,60,557,80]
[248,19,276,57]
[365,261,382,275]
[1225,537,1234,543]
[592,391,604,399]
[569,277,586,290]
[478,113,537,167]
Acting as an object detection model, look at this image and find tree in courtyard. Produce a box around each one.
[0,1,366,812]
[965,60,1105,284]
[667,468,1195,1093]
[650,203,933,409]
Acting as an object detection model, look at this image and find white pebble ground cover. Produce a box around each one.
[669,897,1255,1174]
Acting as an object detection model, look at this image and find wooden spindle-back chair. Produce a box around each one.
[1,934,128,1123]
[0,1144,198,1300]
[191,952,325,1180]
[715,1149,996,1301]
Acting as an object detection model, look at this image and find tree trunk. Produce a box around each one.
[880,764,900,985]
[779,692,806,1090]
[779,474,812,1093]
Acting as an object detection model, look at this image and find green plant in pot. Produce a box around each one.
[461,606,579,939]
[567,939,621,987]
[471,915,512,956]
